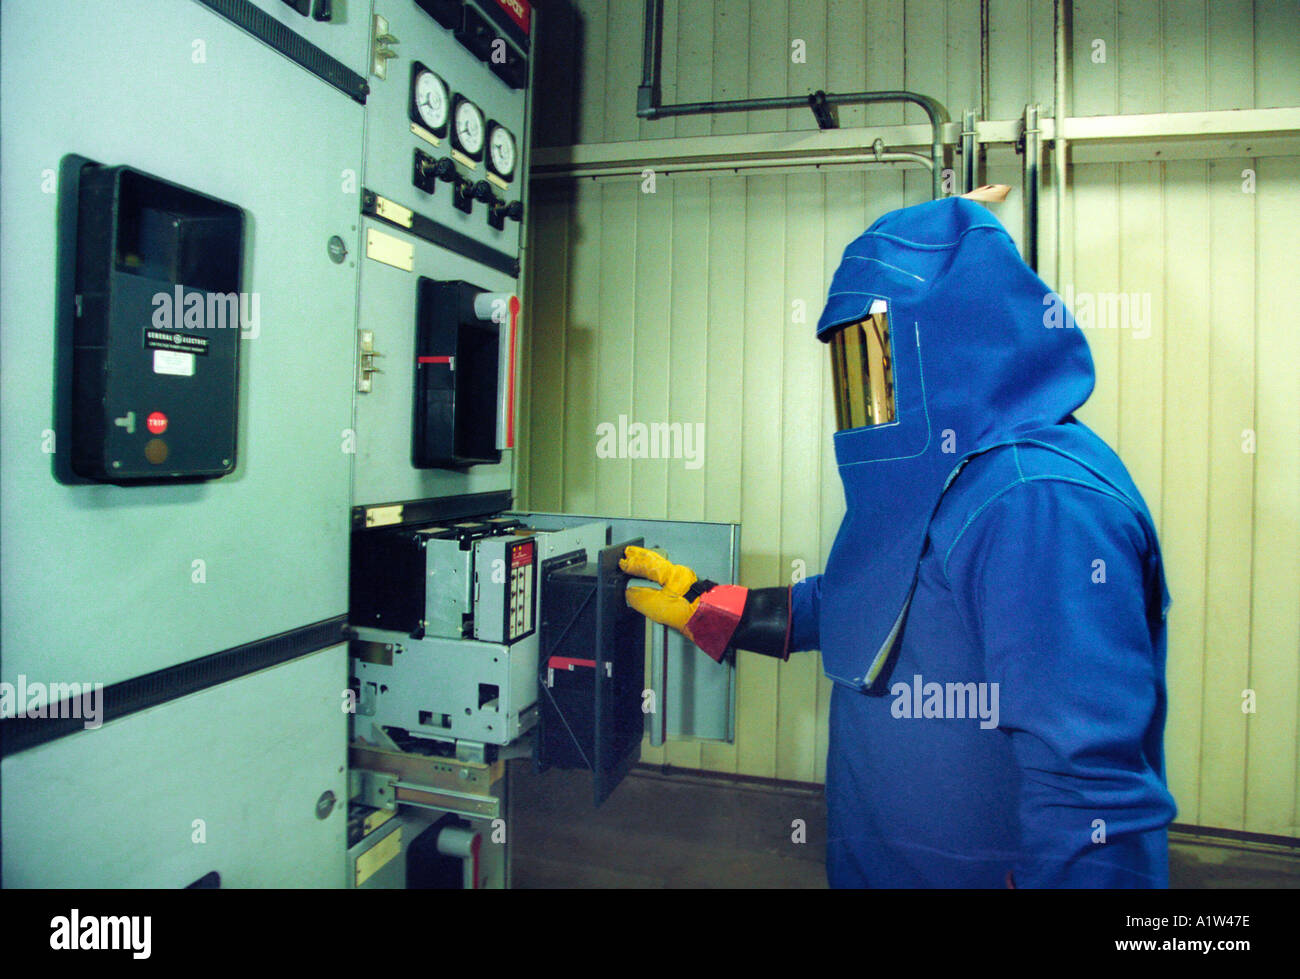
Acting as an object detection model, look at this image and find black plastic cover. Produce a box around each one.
[415,0,464,30]
[349,525,447,636]
[54,155,244,484]
[489,45,528,89]
[455,5,496,61]
[412,278,502,469]
[536,539,645,807]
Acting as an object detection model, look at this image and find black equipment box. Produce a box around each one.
[55,156,244,484]
[413,278,502,470]
[536,539,645,806]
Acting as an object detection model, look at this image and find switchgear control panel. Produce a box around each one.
[362,0,531,284]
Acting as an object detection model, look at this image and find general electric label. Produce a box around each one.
[144,328,209,356]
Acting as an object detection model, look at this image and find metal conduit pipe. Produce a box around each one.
[1053,0,1070,289]
[636,0,952,200]
[1022,104,1041,272]
[961,109,978,193]
[530,152,932,181]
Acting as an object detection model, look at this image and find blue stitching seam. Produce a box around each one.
[941,474,1147,582]
[850,223,1006,253]
[837,256,926,281]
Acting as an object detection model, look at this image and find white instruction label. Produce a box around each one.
[153,348,195,377]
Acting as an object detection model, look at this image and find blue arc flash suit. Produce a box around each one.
[787,198,1177,887]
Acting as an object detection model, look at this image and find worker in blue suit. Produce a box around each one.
[620,191,1177,888]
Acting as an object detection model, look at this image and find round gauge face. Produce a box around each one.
[453,98,485,157]
[413,69,449,131]
[488,124,517,179]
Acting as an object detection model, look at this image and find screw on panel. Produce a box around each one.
[315,790,336,819]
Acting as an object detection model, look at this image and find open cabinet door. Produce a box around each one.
[593,540,648,805]
[511,511,739,745]
[536,539,645,806]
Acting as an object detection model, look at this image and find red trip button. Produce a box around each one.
[147,411,168,435]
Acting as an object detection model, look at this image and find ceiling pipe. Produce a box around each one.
[636,0,952,199]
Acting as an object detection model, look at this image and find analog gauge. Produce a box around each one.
[487,123,517,180]
[452,96,485,160]
[410,63,449,136]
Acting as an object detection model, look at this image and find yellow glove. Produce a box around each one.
[620,546,790,663]
[618,545,702,640]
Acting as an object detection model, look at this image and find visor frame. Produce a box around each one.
[828,304,897,433]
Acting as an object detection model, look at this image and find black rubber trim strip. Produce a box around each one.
[0,615,348,758]
[362,189,520,278]
[194,0,369,104]
[351,489,514,531]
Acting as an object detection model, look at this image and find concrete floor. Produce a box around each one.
[1170,836,1300,888]
[509,763,827,888]
[508,762,1300,888]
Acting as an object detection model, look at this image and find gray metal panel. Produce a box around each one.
[522,519,607,568]
[424,536,474,638]
[472,535,510,644]
[1,644,348,888]
[351,224,517,506]
[247,0,374,79]
[361,0,527,258]
[353,626,532,745]
[351,0,535,506]
[508,512,740,742]
[0,0,362,687]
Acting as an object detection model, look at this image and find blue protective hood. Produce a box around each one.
[816,197,1096,689]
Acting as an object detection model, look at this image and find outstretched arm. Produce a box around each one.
[620,546,819,660]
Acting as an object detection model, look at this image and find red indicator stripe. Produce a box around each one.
[548,656,595,671]
[506,296,519,448]
[418,356,452,364]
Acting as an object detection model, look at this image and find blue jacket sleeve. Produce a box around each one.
[944,479,1176,888]
[789,574,823,652]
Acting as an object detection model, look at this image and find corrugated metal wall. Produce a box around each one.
[519,0,1300,836]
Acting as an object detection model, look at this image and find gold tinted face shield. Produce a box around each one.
[829,309,897,431]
